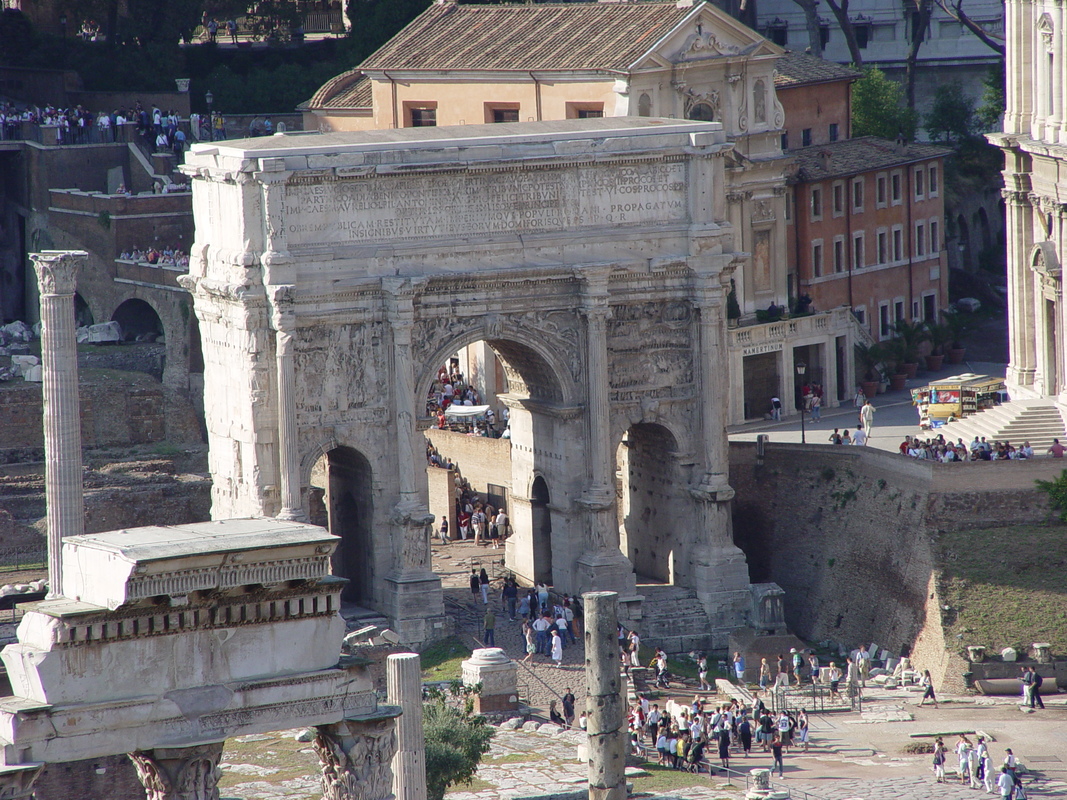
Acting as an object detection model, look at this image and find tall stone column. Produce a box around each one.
[268,285,306,521]
[315,714,400,800]
[387,653,426,800]
[1003,188,1037,392]
[575,273,635,597]
[692,284,733,507]
[582,591,625,800]
[128,742,224,800]
[31,250,87,599]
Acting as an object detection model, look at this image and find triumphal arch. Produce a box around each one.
[180,117,753,644]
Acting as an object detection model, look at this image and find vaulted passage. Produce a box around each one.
[317,446,375,605]
[617,423,681,584]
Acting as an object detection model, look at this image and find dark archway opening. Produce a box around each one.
[317,446,374,605]
[531,475,552,584]
[112,298,163,342]
[73,293,94,328]
[617,423,679,584]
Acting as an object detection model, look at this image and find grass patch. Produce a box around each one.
[421,635,473,681]
[218,732,320,793]
[630,761,739,796]
[938,524,1067,654]
[487,752,541,764]
[151,442,182,456]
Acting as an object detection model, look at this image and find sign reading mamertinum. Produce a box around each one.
[283,161,688,246]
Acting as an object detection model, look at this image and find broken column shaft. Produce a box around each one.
[30,250,88,598]
[387,652,427,800]
[583,591,626,800]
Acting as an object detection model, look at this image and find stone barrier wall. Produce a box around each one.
[422,430,513,504]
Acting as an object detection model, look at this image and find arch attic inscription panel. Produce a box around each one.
[180,118,752,645]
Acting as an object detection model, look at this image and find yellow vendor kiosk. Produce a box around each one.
[911,374,1006,424]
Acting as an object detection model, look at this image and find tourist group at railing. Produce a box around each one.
[894,435,1065,461]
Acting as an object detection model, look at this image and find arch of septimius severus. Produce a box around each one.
[992,0,1067,400]
[180,117,755,645]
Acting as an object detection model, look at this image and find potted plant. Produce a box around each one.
[892,319,928,379]
[880,339,909,390]
[941,308,970,364]
[924,320,951,371]
[727,283,741,329]
[856,342,886,400]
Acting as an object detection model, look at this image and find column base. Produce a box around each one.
[575,551,636,598]
[381,572,451,646]
[315,708,401,800]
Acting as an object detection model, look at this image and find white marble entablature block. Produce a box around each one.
[60,518,338,610]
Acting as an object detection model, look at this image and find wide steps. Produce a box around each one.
[636,585,714,651]
[937,401,1066,451]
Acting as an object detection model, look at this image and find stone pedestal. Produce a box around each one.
[967,645,987,663]
[583,591,625,800]
[461,648,518,714]
[387,654,427,800]
[1032,643,1052,663]
[315,711,401,800]
[128,742,224,800]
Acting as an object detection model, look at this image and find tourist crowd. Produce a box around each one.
[0,102,187,153]
[895,434,1065,461]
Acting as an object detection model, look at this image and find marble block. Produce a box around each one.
[462,648,518,713]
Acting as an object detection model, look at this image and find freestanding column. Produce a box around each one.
[387,653,427,800]
[31,250,87,599]
[269,285,306,521]
[583,591,626,800]
[693,280,734,505]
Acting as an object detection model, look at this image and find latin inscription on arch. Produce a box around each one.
[283,161,688,246]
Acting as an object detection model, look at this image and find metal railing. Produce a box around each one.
[766,680,863,715]
[0,545,46,576]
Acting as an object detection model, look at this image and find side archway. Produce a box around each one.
[112,298,164,342]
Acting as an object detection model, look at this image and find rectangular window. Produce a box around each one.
[914,167,925,199]
[833,237,845,273]
[853,232,865,270]
[566,102,604,119]
[406,106,437,127]
[810,186,823,220]
[854,306,867,326]
[915,222,926,256]
[485,104,520,124]
[812,241,824,277]
[929,164,939,196]
[929,219,939,252]
[877,230,888,264]
[894,299,905,323]
[802,128,812,147]
[923,293,937,321]
[892,227,903,261]
[856,24,870,48]
[891,171,902,204]
[852,177,864,212]
[876,174,887,207]
[879,303,891,339]
[832,182,844,216]
[781,132,789,151]
[829,122,839,142]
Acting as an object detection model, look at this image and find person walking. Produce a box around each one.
[469,568,480,600]
[698,654,710,691]
[918,669,938,708]
[550,629,563,668]
[522,620,536,664]
[860,400,875,437]
[770,395,783,421]
[770,734,785,778]
[810,392,822,421]
[932,737,947,783]
[997,766,1015,799]
[733,652,746,684]
[796,709,809,753]
[738,714,753,756]
[502,577,518,621]
[562,688,576,728]
[533,612,551,656]
[1031,667,1046,709]
[483,609,496,647]
[479,567,490,605]
[438,515,449,545]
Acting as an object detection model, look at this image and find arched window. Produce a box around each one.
[638,93,652,117]
[688,102,716,122]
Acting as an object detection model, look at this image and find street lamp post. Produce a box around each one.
[796,361,807,444]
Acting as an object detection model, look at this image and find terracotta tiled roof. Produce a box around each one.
[773,50,862,88]
[358,1,695,72]
[791,136,951,181]
[301,69,371,111]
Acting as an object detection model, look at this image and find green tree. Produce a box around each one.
[424,683,494,800]
[851,67,918,141]
[924,82,976,145]
[975,63,1006,132]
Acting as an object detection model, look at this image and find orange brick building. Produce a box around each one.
[788,138,949,340]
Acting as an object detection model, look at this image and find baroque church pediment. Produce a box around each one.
[630,3,778,70]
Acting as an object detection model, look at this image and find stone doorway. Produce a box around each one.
[617,423,685,585]
[318,446,375,605]
[743,351,779,419]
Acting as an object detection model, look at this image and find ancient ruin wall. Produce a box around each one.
[730,442,1058,661]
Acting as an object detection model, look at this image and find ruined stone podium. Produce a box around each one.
[0,518,400,800]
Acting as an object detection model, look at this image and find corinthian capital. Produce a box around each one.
[30,250,87,296]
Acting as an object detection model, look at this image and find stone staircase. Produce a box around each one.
[634,584,714,654]
[936,399,1067,451]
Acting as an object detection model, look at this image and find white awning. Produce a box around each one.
[444,404,491,418]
